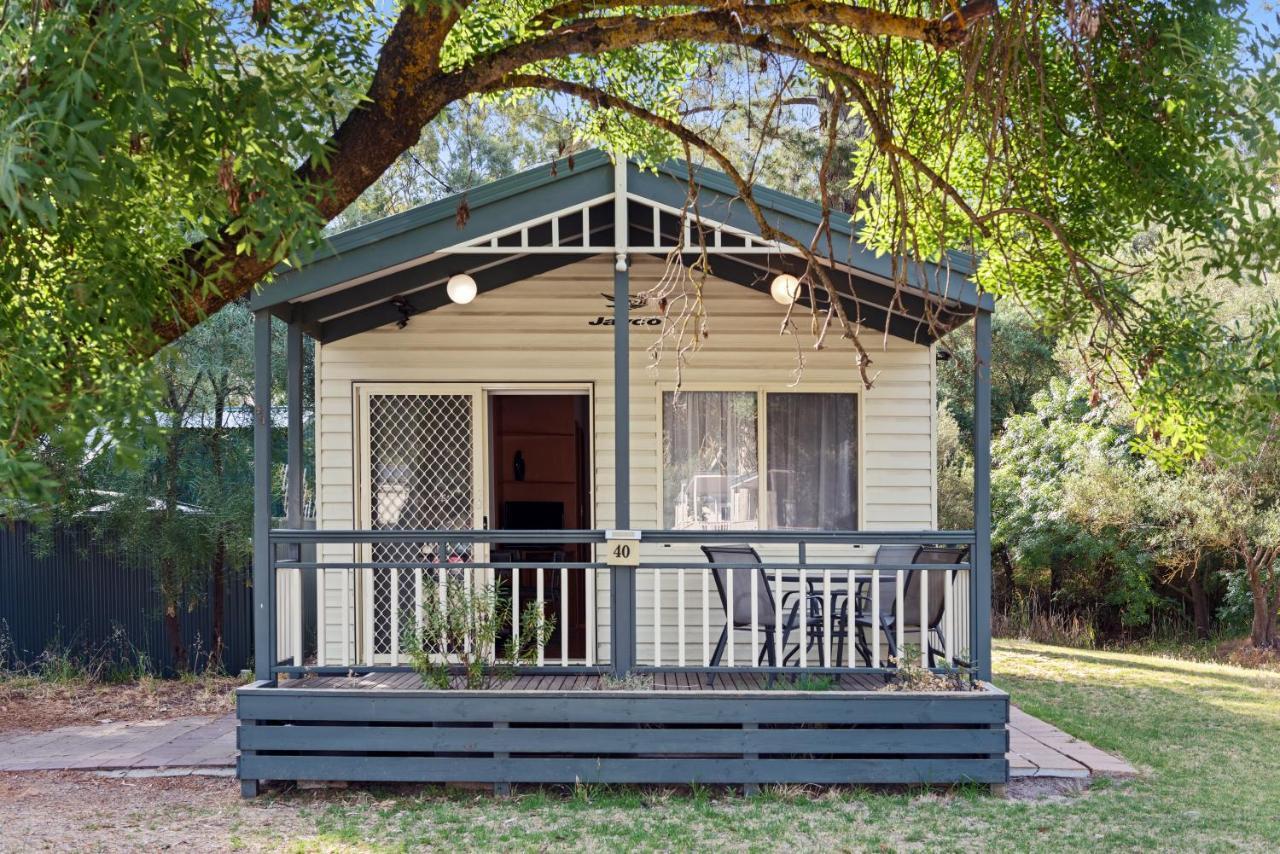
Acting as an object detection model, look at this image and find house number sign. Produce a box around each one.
[604,530,641,566]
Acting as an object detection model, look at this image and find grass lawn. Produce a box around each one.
[252,640,1279,852]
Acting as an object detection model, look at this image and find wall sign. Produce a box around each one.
[589,293,663,327]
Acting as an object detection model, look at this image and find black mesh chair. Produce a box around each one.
[700,545,841,683]
[853,545,969,667]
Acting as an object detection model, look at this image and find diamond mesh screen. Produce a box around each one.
[368,394,474,656]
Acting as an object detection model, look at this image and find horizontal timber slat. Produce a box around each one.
[237,689,1007,725]
[238,754,1006,785]
[238,724,1008,756]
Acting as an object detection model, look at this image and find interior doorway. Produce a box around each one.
[488,392,591,660]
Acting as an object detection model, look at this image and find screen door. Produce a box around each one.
[357,384,485,663]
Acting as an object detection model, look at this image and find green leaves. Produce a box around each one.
[0,0,380,500]
[3,0,1279,501]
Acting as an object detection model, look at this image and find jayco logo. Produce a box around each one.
[589,292,663,327]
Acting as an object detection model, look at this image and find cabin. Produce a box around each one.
[237,151,1004,796]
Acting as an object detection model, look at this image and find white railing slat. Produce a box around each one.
[726,568,734,668]
[702,571,710,666]
[343,565,352,667]
[945,568,954,667]
[390,567,400,666]
[653,568,662,667]
[822,569,832,667]
[437,565,447,663]
[750,568,759,668]
[920,569,929,668]
[773,566,782,668]
[511,567,520,665]
[536,566,545,667]
[845,568,855,667]
[871,568,880,668]
[895,571,905,666]
[799,568,807,668]
[585,567,595,666]
[677,567,686,667]
[560,566,569,667]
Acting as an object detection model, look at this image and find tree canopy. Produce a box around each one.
[3,0,1279,496]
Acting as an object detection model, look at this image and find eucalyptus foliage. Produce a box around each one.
[2,0,1278,498]
[993,379,1161,627]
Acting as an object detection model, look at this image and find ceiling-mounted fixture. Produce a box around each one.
[446,273,478,304]
[770,273,801,305]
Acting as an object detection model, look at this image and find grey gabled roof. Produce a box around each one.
[251,150,988,344]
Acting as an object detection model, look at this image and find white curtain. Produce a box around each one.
[766,393,857,530]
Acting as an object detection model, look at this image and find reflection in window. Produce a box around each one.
[663,392,758,529]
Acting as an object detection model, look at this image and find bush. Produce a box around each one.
[401,576,554,689]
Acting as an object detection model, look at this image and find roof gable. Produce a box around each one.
[250,150,987,344]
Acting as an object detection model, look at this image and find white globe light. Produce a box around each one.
[446,273,477,305]
[770,273,801,305]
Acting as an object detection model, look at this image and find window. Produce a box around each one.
[663,392,758,530]
[662,390,858,531]
[766,393,858,530]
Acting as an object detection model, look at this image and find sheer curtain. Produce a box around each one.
[662,391,758,529]
[766,393,857,530]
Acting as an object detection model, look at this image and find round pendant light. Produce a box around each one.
[446,273,478,304]
[770,273,801,305]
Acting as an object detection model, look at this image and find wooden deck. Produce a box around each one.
[237,677,1009,792]
[286,670,892,692]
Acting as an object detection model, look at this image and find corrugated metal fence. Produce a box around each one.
[0,519,253,675]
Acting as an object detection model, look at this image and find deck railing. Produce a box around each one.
[266,528,979,680]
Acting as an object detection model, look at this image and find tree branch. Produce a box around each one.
[491,72,880,385]
[151,0,996,348]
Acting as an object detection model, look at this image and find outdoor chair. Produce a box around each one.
[853,544,969,668]
[700,544,844,684]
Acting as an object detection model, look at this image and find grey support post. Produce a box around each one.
[286,318,303,531]
[609,153,636,677]
[972,308,993,682]
[253,311,274,682]
[285,317,304,669]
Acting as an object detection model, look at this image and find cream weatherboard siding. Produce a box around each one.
[312,256,939,666]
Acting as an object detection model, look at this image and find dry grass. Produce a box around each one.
[0,674,240,733]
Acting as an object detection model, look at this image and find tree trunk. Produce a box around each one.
[162,418,188,672]
[1188,563,1210,641]
[994,546,1016,614]
[209,391,227,669]
[1246,557,1279,649]
[163,582,185,673]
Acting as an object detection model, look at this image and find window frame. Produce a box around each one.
[656,382,864,532]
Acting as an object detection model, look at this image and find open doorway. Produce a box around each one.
[488,393,591,660]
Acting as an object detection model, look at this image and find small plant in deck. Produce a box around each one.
[886,645,974,692]
[596,672,652,691]
[401,577,553,689]
[763,674,838,692]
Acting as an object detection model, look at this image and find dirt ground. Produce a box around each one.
[0,676,240,733]
[0,772,317,852]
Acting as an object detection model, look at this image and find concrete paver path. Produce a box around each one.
[0,715,236,775]
[0,707,1133,780]
[1007,706,1135,778]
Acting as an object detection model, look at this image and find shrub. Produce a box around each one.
[401,576,554,689]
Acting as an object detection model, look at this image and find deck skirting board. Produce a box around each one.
[237,691,1007,726]
[238,724,1009,756]
[239,754,1006,785]
[236,683,1010,789]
